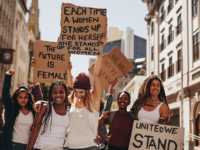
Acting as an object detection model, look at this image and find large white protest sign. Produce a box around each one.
[128,121,184,150]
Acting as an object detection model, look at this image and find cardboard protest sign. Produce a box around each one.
[33,40,70,83]
[88,46,134,90]
[56,3,107,56]
[56,37,103,55]
[128,121,184,150]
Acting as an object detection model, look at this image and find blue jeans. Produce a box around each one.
[12,142,27,150]
[64,146,99,150]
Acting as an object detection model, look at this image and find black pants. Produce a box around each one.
[105,144,128,150]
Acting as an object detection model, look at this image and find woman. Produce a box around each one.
[99,79,117,150]
[0,69,39,150]
[62,38,106,150]
[131,75,171,124]
[98,91,133,150]
[26,79,70,150]
[31,37,107,150]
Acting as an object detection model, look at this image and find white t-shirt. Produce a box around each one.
[12,110,33,144]
[35,105,69,150]
[64,100,99,148]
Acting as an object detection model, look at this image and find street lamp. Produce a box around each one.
[0,48,15,64]
[145,14,184,128]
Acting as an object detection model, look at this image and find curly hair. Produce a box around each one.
[41,80,69,135]
[138,75,167,105]
[2,86,35,124]
[130,75,172,118]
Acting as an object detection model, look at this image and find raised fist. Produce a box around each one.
[6,69,15,76]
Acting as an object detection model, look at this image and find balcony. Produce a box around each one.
[168,31,174,45]
[176,21,182,36]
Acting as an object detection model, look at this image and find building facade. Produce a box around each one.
[134,35,147,58]
[105,27,147,59]
[143,0,200,148]
[28,0,40,86]
[0,0,40,129]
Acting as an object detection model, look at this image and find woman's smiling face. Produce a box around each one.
[74,88,86,100]
[117,92,130,109]
[51,85,66,104]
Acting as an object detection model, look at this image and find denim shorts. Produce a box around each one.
[64,146,99,150]
[12,142,27,150]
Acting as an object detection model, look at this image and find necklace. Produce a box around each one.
[148,97,159,102]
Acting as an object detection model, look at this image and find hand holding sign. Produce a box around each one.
[128,121,184,150]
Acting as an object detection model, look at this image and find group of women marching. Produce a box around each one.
[0,38,171,150]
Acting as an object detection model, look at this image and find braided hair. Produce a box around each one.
[40,80,70,135]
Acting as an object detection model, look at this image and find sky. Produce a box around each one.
[26,0,147,78]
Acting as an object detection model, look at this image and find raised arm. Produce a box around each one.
[26,105,47,150]
[92,37,107,111]
[103,79,118,111]
[98,116,110,142]
[67,61,73,88]
[31,83,43,102]
[30,57,43,102]
[2,70,15,110]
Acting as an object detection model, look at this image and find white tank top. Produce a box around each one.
[138,102,164,123]
[64,100,99,148]
[35,105,69,150]
[12,111,33,144]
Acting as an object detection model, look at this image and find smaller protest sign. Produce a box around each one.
[33,40,70,83]
[88,46,134,90]
[128,121,184,150]
[55,37,103,56]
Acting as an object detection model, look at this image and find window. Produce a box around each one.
[168,57,174,78]
[193,32,199,61]
[177,14,182,35]
[160,6,165,22]
[161,34,165,51]
[161,6,164,14]
[16,19,18,29]
[161,63,166,81]
[151,22,154,34]
[151,46,154,61]
[177,50,181,73]
[192,0,199,17]
[168,26,174,44]
[168,0,174,14]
